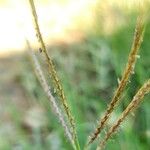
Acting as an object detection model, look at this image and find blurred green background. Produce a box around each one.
[0,0,150,150]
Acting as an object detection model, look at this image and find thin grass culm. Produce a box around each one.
[97,79,150,150]
[28,0,80,150]
[88,14,145,145]
[26,40,74,148]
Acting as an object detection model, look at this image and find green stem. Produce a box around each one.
[74,138,81,150]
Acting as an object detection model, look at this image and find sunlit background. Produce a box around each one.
[0,0,147,56]
[0,0,150,149]
[0,0,98,56]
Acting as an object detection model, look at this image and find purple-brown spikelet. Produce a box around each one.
[88,15,145,145]
[97,79,150,150]
[26,40,75,147]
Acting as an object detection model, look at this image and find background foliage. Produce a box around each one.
[0,1,150,150]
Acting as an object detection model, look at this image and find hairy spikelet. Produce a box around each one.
[26,40,74,147]
[97,79,150,150]
[28,1,79,148]
[88,15,145,144]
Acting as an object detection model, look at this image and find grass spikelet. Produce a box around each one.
[28,1,80,149]
[26,40,74,147]
[88,15,145,145]
[97,79,150,150]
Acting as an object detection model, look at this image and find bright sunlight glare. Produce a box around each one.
[0,0,147,57]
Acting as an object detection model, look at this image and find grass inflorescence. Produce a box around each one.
[26,39,74,146]
[88,15,145,145]
[97,79,150,150]
[28,0,80,149]
[27,1,149,150]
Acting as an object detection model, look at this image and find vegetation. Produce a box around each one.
[26,0,150,150]
[0,1,149,150]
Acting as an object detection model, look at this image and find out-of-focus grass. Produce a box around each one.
[0,9,150,150]
[15,17,150,149]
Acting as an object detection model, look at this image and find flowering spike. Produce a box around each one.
[88,15,145,145]
[28,1,80,149]
[97,79,150,150]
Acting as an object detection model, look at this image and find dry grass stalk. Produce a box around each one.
[28,1,79,149]
[26,40,74,147]
[88,15,145,144]
[97,79,150,150]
